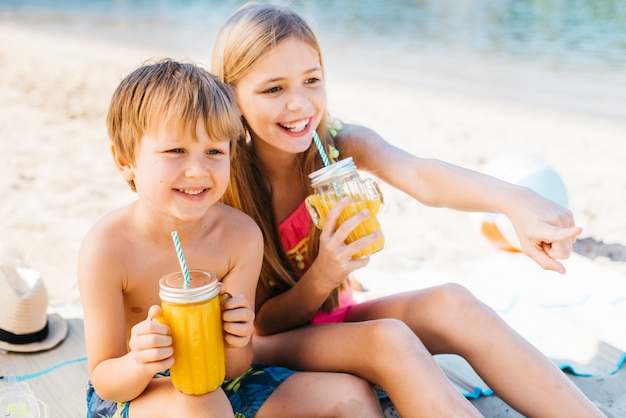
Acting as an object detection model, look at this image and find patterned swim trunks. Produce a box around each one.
[224,364,297,417]
[86,365,296,418]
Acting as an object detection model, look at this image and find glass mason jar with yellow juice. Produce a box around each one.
[305,157,384,259]
[158,270,225,395]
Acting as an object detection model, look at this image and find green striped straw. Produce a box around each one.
[171,231,190,288]
[312,131,342,197]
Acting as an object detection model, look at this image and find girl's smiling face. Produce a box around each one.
[235,37,326,159]
[124,119,231,222]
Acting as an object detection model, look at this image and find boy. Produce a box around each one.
[78,58,261,417]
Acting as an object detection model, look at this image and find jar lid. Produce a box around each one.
[159,270,219,303]
[308,157,356,187]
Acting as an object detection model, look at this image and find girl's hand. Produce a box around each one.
[220,289,254,349]
[509,189,582,273]
[128,305,174,375]
[313,197,381,288]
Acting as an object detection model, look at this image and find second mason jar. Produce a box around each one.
[305,157,385,259]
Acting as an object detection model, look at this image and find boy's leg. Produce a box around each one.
[127,378,233,418]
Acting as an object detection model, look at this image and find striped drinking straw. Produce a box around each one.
[312,131,342,197]
[171,231,191,288]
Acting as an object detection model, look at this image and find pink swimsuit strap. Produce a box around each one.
[278,201,313,274]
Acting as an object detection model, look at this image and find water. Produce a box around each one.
[1,0,625,120]
[328,1,626,70]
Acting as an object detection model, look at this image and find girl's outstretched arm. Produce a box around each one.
[337,123,581,273]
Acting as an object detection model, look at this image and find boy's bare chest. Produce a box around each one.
[121,241,229,326]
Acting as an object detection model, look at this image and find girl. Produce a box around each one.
[213,3,604,417]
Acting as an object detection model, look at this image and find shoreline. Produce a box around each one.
[1,23,625,308]
[3,5,626,124]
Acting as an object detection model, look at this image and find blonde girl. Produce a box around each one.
[213,2,604,417]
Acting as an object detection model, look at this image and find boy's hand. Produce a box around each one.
[220,292,254,349]
[128,305,174,375]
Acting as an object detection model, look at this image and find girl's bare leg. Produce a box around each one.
[347,283,604,418]
[256,371,383,418]
[254,321,482,417]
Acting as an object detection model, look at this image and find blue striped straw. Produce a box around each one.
[171,231,191,288]
[312,131,330,167]
[312,131,342,197]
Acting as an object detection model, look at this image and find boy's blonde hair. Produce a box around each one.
[213,3,340,312]
[107,58,244,191]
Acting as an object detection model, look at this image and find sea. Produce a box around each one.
[1,0,625,121]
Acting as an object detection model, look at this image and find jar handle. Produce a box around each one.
[305,196,323,229]
[364,178,384,210]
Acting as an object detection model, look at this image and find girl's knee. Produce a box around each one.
[364,318,421,354]
[423,283,501,343]
[380,317,414,337]
[426,283,486,318]
[439,282,475,303]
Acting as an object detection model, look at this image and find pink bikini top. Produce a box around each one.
[278,201,312,274]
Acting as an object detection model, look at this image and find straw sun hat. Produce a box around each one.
[0,262,68,352]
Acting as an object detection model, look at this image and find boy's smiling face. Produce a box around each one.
[121,118,231,222]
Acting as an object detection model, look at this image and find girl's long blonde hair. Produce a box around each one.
[213,2,340,311]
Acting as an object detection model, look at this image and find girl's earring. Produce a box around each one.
[241,117,252,143]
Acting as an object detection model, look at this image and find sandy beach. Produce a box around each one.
[1,22,624,307]
[1,10,626,416]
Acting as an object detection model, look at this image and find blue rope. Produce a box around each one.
[611,352,626,376]
[0,356,87,381]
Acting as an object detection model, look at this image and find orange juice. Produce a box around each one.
[159,270,225,395]
[306,194,384,259]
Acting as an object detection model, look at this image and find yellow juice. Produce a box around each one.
[159,270,225,395]
[306,194,384,259]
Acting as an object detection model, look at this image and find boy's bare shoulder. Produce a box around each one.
[213,202,261,235]
[209,203,263,260]
[79,205,137,264]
